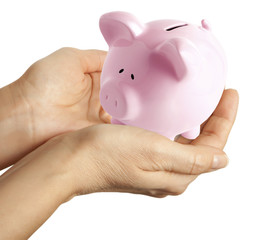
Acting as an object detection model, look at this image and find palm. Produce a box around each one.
[19,48,111,138]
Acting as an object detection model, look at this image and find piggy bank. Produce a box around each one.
[99,11,227,140]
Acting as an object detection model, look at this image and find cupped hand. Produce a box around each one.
[4,89,238,200]
[56,89,238,198]
[16,47,110,143]
[0,89,238,240]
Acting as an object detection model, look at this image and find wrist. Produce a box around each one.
[0,137,76,239]
[63,128,111,196]
[0,80,32,123]
[0,81,35,169]
[42,134,80,198]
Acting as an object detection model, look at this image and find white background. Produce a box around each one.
[0,0,267,239]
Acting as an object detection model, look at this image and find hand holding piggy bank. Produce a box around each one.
[99,11,227,140]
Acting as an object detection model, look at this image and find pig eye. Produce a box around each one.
[119,69,124,73]
[131,74,134,80]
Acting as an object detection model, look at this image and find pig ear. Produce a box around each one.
[155,37,202,80]
[99,11,144,46]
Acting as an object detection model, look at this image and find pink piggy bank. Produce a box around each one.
[99,11,227,140]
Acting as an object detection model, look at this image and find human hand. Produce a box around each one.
[65,89,238,198]
[0,118,228,240]
[0,48,110,168]
[0,89,238,239]
[17,47,110,135]
[53,89,237,198]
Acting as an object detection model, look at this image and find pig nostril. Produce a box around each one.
[105,95,108,100]
[115,100,117,107]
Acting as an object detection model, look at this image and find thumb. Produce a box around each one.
[78,49,107,73]
[158,142,229,175]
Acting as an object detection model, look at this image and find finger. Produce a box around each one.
[139,170,198,196]
[77,49,107,73]
[104,187,168,198]
[85,72,112,123]
[174,89,239,147]
[99,106,112,124]
[151,139,229,175]
[86,72,102,115]
[178,144,229,174]
[192,89,239,149]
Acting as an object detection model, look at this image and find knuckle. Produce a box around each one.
[56,47,79,59]
[148,189,159,196]
[28,59,43,72]
[146,138,175,172]
[178,185,188,195]
[58,46,76,53]
[189,153,210,174]
[155,194,168,198]
[170,186,187,196]
[147,190,167,198]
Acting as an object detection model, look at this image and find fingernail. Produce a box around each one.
[212,155,229,169]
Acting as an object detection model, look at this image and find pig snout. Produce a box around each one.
[100,80,140,120]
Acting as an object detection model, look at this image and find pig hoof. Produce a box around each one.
[181,126,200,139]
[111,118,125,125]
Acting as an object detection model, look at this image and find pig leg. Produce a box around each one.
[181,126,200,139]
[111,118,125,125]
